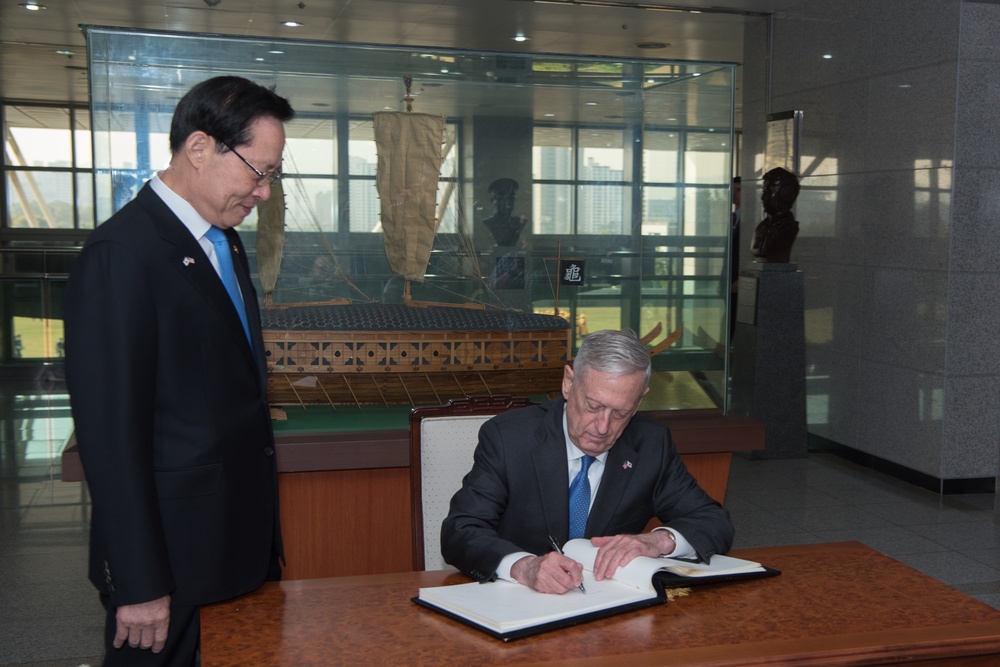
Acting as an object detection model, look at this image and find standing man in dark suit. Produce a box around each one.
[442,329,733,594]
[64,76,294,665]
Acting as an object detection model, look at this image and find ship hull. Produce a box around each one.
[262,304,571,408]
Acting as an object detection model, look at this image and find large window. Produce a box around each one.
[4,104,94,230]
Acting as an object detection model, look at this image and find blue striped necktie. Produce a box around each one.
[568,455,596,540]
[205,226,251,346]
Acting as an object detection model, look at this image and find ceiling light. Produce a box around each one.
[512,32,530,42]
[55,50,75,56]
[269,50,284,55]
[823,53,833,59]
[544,113,555,117]
[585,102,597,106]
[19,2,46,9]
[281,20,303,27]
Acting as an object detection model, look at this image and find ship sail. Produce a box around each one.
[256,179,285,303]
[372,110,446,282]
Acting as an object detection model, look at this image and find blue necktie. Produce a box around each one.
[205,226,251,346]
[568,455,596,540]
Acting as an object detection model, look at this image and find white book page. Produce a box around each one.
[660,554,764,577]
[563,539,764,582]
[563,539,664,593]
[418,574,655,633]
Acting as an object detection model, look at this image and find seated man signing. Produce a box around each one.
[441,329,734,593]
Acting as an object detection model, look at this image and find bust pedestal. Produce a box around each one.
[731,262,807,459]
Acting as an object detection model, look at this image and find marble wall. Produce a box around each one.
[742,0,1000,483]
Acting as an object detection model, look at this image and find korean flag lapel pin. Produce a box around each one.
[182,256,196,267]
[622,460,633,470]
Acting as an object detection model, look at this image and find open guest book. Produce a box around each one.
[414,539,780,641]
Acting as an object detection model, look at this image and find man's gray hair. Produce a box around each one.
[572,329,652,385]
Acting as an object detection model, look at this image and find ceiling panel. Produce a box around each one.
[0,0,806,123]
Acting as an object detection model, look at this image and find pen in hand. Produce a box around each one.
[548,535,587,594]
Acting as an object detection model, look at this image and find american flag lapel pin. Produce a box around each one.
[623,460,633,470]
[232,244,240,254]
[182,256,195,266]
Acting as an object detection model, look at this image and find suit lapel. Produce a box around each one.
[230,229,270,392]
[587,431,640,537]
[137,185,261,377]
[531,400,572,541]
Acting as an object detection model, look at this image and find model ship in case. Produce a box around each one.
[257,94,574,413]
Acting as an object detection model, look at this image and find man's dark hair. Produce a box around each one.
[169,76,294,153]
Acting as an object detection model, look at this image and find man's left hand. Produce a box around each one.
[590,531,676,581]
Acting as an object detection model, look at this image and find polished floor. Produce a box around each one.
[3,370,1000,666]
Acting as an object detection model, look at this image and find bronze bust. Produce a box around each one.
[751,167,800,264]
[483,177,527,247]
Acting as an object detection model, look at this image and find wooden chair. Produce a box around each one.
[408,395,533,571]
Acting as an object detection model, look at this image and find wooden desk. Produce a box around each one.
[61,409,764,580]
[201,542,1000,667]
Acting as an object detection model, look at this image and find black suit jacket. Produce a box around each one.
[64,182,281,608]
[441,398,733,581]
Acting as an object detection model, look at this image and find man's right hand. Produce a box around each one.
[510,553,584,594]
[114,594,170,653]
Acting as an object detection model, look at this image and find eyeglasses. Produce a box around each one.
[219,141,281,186]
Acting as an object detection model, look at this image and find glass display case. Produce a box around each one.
[86,26,737,414]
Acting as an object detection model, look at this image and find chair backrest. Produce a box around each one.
[409,395,533,571]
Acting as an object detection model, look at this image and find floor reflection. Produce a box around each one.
[0,366,103,666]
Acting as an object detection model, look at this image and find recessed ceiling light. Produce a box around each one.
[823,53,833,59]
[512,33,530,42]
[281,20,303,27]
[899,83,912,88]
[255,57,265,62]
[544,113,555,117]
[55,50,75,56]
[19,2,46,9]
[585,102,598,106]
[269,50,285,55]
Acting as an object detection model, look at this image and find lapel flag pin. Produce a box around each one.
[623,460,633,470]
[182,257,195,266]
[232,245,240,254]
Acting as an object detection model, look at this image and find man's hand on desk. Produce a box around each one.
[511,552,585,594]
[590,532,676,581]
